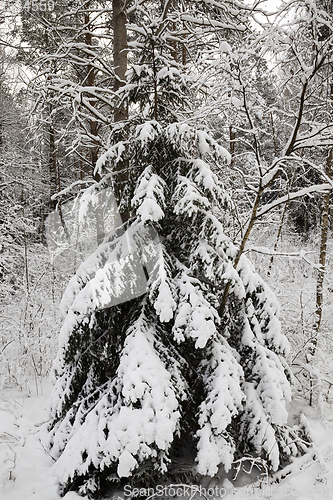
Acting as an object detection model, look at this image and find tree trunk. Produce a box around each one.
[113,0,128,122]
[113,0,129,221]
[85,11,100,176]
[268,168,298,275]
[49,121,57,211]
[314,149,332,334]
[218,186,264,316]
[229,125,235,167]
[308,149,332,408]
[84,10,105,244]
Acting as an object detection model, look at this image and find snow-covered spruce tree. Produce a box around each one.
[47,18,310,498]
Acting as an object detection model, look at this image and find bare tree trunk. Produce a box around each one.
[85,11,100,174]
[314,149,332,334]
[85,10,105,244]
[229,125,235,167]
[113,0,128,122]
[270,112,278,157]
[218,186,264,316]
[49,120,57,211]
[308,149,332,408]
[268,168,298,275]
[113,0,129,221]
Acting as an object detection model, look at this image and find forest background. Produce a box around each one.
[1,0,333,498]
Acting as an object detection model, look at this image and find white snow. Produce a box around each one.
[117,450,138,478]
[4,377,333,499]
[194,159,218,190]
[196,339,244,475]
[51,320,182,483]
[0,380,63,500]
[231,96,242,109]
[256,183,333,218]
[95,142,126,174]
[220,41,232,53]
[173,175,211,216]
[132,167,166,223]
[136,120,162,145]
[57,222,163,346]
[151,260,177,322]
[173,271,219,348]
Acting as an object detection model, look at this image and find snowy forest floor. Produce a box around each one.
[1,379,333,500]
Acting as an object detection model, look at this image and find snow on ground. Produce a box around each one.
[0,378,64,500]
[1,378,333,500]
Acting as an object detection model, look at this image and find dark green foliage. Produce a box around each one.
[47,13,311,498]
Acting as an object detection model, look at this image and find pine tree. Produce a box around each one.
[47,12,310,496]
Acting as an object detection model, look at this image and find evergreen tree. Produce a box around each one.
[47,12,310,497]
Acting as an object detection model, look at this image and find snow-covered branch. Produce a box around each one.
[256,183,333,219]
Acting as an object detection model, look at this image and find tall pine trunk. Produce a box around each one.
[113,0,129,220]
[85,8,105,244]
[113,0,127,121]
